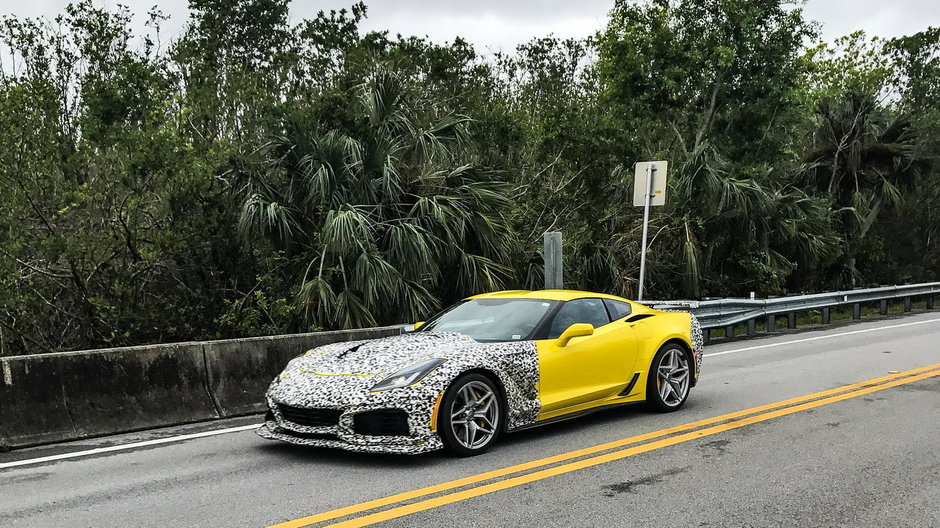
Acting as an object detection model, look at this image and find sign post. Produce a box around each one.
[633,161,668,301]
[543,231,563,289]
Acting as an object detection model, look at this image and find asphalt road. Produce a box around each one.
[2,312,939,528]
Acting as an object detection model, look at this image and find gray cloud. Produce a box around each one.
[292,0,613,52]
[5,0,940,52]
[801,0,940,41]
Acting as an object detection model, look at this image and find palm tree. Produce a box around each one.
[593,142,840,300]
[801,93,919,286]
[239,66,514,328]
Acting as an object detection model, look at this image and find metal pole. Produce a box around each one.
[543,231,563,290]
[637,165,655,300]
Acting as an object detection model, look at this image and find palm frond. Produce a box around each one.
[351,250,399,305]
[322,205,374,255]
[335,289,377,329]
[298,274,337,326]
[384,221,435,280]
[238,192,293,247]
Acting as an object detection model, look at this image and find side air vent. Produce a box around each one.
[618,373,641,396]
[626,314,655,323]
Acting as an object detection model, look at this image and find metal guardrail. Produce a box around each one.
[645,282,940,340]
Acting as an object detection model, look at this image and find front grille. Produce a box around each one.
[277,404,342,427]
[353,409,410,436]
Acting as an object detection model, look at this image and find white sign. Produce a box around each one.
[633,161,668,207]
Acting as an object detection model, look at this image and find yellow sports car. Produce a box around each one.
[258,290,703,456]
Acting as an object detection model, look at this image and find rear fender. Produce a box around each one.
[628,311,698,390]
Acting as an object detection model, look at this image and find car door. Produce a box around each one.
[536,298,640,414]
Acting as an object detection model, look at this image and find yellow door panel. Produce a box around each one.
[536,375,645,422]
[536,322,639,415]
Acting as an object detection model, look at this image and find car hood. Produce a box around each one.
[284,331,488,378]
[267,330,541,431]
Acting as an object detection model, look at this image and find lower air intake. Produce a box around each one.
[353,409,410,436]
[277,404,342,427]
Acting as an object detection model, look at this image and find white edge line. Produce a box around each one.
[703,317,940,358]
[0,423,260,470]
[5,316,940,470]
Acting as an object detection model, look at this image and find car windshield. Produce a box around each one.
[420,298,558,342]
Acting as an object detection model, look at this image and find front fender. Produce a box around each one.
[422,341,542,432]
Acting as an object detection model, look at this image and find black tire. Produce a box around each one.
[439,373,504,456]
[646,343,693,412]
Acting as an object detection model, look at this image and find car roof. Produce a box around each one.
[467,289,635,303]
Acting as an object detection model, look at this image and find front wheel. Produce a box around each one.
[439,373,503,456]
[646,344,692,412]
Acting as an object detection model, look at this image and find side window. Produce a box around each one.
[603,299,632,321]
[547,298,610,339]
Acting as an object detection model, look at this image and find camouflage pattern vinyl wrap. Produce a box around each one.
[690,314,704,383]
[256,332,541,455]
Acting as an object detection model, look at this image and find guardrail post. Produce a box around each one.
[766,314,776,332]
[787,312,797,329]
[852,303,861,320]
[879,300,888,315]
[747,319,756,336]
[928,295,935,310]
[725,325,735,339]
[703,329,711,345]
[903,296,912,312]
[821,307,831,325]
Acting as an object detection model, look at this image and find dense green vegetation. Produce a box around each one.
[1,0,938,355]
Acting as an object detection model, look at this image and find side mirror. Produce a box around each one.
[413,321,426,330]
[556,323,594,347]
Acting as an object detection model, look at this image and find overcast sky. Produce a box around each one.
[5,1,940,53]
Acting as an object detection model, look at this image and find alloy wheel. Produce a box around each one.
[448,380,500,450]
[657,348,690,407]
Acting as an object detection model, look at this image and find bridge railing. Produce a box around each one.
[645,282,940,341]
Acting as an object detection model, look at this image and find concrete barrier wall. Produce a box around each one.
[0,354,73,448]
[0,326,403,450]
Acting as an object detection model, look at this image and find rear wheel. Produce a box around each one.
[439,373,503,456]
[646,344,692,412]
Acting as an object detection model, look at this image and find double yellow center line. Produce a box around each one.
[269,363,940,528]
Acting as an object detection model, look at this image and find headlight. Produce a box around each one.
[371,358,447,391]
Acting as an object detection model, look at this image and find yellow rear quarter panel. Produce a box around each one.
[630,309,696,393]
